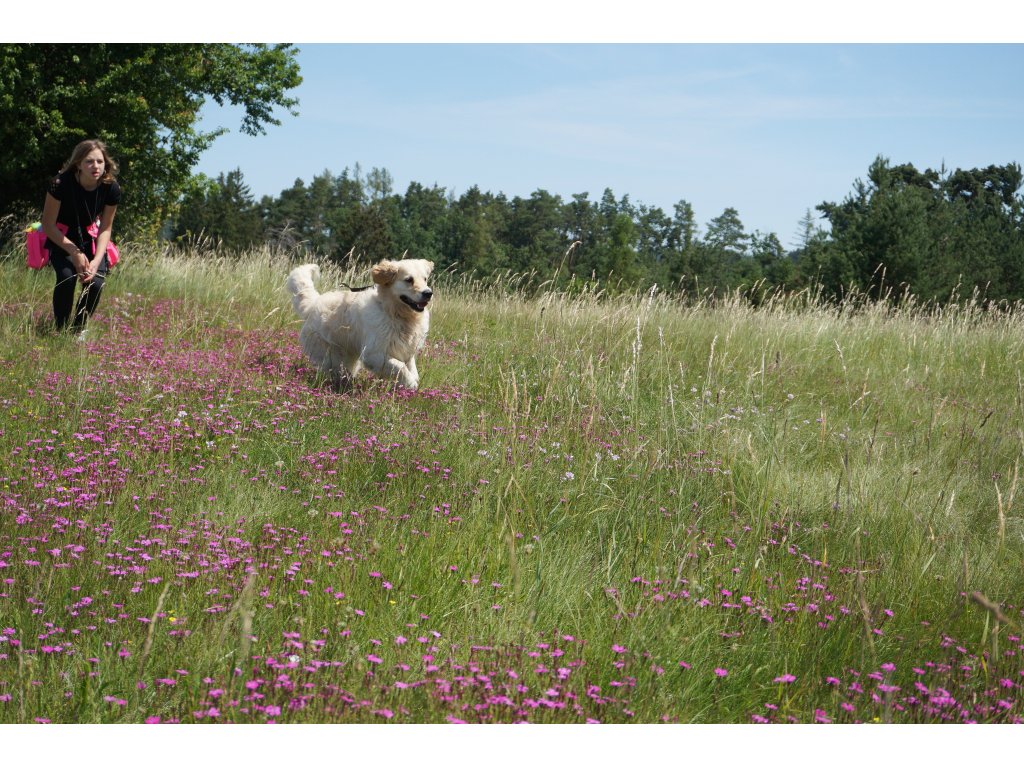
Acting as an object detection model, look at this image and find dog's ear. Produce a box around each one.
[423,260,435,277]
[372,261,399,286]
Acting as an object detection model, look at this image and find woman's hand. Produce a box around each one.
[76,250,94,282]
[88,254,104,280]
[81,255,104,284]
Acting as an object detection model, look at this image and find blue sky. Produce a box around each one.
[193,42,1023,248]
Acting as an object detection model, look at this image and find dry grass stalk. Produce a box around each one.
[138,583,170,674]
[970,591,1020,630]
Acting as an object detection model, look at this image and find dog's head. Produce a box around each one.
[372,258,435,313]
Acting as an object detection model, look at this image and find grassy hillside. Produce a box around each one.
[1,248,1023,724]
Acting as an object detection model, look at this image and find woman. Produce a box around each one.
[41,139,122,334]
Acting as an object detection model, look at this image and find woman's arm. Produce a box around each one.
[42,192,89,276]
[86,204,118,283]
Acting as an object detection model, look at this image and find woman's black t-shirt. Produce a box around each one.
[46,169,122,252]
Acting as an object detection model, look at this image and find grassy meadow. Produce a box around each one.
[1,246,1023,724]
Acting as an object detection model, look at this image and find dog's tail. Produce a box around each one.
[286,263,321,318]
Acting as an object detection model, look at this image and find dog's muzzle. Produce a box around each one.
[401,289,432,313]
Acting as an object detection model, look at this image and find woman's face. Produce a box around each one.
[78,149,105,187]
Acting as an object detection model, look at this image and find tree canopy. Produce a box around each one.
[0,43,301,238]
[815,156,1024,301]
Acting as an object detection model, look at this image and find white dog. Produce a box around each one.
[286,259,434,391]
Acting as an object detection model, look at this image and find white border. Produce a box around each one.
[3,1,1022,43]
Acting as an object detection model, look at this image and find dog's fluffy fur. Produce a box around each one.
[286,259,434,391]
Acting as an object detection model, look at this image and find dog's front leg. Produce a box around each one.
[366,355,418,390]
[330,368,354,393]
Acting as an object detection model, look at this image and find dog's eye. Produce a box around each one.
[405,277,414,283]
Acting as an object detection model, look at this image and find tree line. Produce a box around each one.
[172,156,1024,302]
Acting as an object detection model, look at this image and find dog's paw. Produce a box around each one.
[396,371,419,391]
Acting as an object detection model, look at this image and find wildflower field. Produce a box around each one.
[2,249,1023,726]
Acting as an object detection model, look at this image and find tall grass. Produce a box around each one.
[1,247,1022,723]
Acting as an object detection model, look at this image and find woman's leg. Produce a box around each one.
[70,255,110,331]
[49,250,79,331]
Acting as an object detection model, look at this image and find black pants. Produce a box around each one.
[49,248,109,331]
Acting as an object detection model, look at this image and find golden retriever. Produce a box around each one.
[286,259,434,391]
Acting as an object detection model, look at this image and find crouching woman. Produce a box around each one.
[41,138,122,334]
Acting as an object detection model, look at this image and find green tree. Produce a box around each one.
[704,207,749,258]
[444,186,510,275]
[348,199,399,265]
[263,177,313,253]
[395,181,449,266]
[634,204,674,286]
[506,189,567,276]
[588,188,643,286]
[603,212,641,287]
[562,192,600,281]
[172,169,264,250]
[260,168,365,261]
[666,199,699,286]
[794,208,826,250]
[0,43,301,239]
[943,163,1024,299]
[323,167,369,263]
[695,207,750,292]
[812,156,1024,302]
[751,230,793,288]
